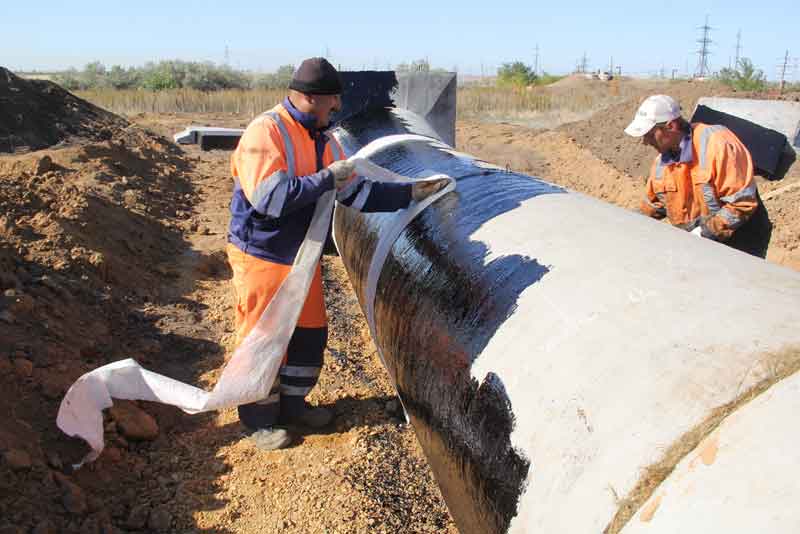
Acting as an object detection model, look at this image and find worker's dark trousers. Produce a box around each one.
[727,197,772,258]
[238,326,328,430]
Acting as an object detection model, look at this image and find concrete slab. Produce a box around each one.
[621,371,800,534]
[695,97,800,150]
[394,72,457,147]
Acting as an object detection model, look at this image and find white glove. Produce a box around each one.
[412,179,449,202]
[691,226,704,238]
[328,160,356,189]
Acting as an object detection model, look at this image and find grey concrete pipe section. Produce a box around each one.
[331,107,800,533]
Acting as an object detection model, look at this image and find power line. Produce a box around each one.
[577,52,589,74]
[695,15,713,78]
[778,50,791,94]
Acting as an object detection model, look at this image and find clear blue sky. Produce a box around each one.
[3,0,797,80]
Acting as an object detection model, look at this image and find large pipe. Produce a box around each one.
[331,106,800,533]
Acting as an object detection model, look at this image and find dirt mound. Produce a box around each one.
[558,80,728,179]
[0,67,128,153]
[0,100,208,531]
[546,74,592,88]
[457,122,641,208]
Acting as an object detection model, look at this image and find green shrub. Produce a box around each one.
[716,58,766,91]
[497,61,537,88]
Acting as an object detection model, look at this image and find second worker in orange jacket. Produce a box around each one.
[624,94,770,256]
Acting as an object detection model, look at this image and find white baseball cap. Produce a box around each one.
[624,95,682,137]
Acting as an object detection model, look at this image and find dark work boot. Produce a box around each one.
[297,405,333,429]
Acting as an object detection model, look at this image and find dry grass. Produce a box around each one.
[77,82,641,123]
[457,80,643,123]
[77,88,284,116]
[458,86,596,117]
[604,346,800,534]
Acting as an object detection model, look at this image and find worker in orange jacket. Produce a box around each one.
[228,58,444,450]
[624,94,770,256]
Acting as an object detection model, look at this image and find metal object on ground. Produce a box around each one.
[172,126,245,151]
[332,104,800,534]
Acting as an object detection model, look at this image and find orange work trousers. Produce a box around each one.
[227,244,328,429]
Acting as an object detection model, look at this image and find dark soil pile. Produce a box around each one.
[0,95,212,533]
[0,67,128,153]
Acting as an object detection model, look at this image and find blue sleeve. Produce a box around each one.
[270,169,335,217]
[338,178,413,212]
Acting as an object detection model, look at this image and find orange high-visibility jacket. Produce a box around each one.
[640,123,757,241]
[228,102,345,265]
[231,102,345,218]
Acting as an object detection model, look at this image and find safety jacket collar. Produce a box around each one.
[283,97,329,136]
[660,132,694,166]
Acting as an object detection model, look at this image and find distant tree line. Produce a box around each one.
[54,59,571,93]
[55,61,297,91]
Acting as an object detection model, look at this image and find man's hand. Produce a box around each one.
[412,179,448,202]
[328,160,356,190]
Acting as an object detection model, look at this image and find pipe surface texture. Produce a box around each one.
[332,107,800,534]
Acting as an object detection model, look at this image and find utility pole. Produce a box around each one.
[609,56,614,75]
[695,15,712,78]
[579,52,589,74]
[672,68,678,80]
[616,65,622,77]
[734,29,742,70]
[534,44,540,76]
[224,45,230,65]
[779,50,790,94]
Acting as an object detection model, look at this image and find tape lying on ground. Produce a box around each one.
[56,134,454,464]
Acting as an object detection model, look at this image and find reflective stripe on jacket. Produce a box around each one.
[228,102,342,265]
[228,101,413,265]
[640,123,757,241]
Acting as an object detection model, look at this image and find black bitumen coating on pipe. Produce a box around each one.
[333,107,565,534]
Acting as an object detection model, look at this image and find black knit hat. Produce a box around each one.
[289,57,343,95]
